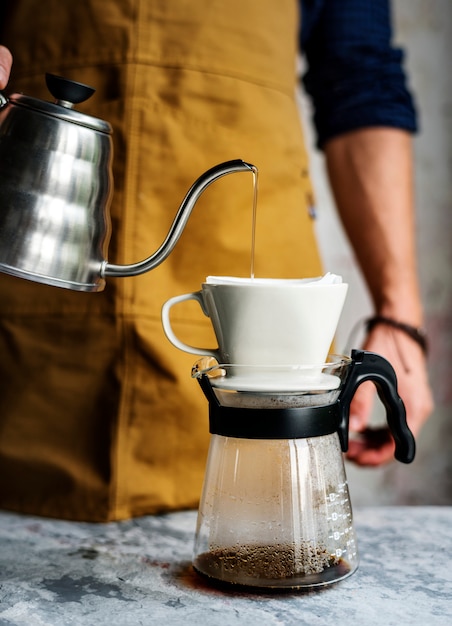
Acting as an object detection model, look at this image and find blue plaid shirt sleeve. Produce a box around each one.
[300,0,418,148]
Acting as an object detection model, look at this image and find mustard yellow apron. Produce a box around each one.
[0,0,322,521]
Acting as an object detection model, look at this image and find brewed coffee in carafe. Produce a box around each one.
[194,433,357,588]
[191,351,415,590]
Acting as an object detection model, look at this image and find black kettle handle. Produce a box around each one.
[338,349,416,463]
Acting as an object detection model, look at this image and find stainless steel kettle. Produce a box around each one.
[0,74,254,291]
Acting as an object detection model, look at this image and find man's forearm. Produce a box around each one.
[324,127,423,326]
[323,126,433,466]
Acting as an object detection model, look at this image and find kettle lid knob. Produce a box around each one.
[45,73,95,109]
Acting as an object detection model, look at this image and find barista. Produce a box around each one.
[0,1,433,522]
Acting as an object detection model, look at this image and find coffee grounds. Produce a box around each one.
[194,543,349,588]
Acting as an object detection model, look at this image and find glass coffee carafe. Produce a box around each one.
[191,350,415,590]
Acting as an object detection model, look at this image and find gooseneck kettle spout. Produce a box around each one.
[103,159,255,279]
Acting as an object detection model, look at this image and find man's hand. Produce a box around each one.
[346,323,434,465]
[0,46,12,89]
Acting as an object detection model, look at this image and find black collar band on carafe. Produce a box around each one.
[196,349,416,463]
[198,372,342,440]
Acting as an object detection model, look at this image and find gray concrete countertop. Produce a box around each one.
[0,506,450,625]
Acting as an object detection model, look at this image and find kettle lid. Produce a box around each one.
[7,73,112,134]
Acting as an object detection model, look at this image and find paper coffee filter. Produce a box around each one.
[205,273,343,285]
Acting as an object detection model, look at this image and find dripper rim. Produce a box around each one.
[191,353,352,379]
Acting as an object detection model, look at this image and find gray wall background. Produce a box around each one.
[299,0,452,505]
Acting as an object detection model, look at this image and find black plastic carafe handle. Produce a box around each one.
[338,349,416,463]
